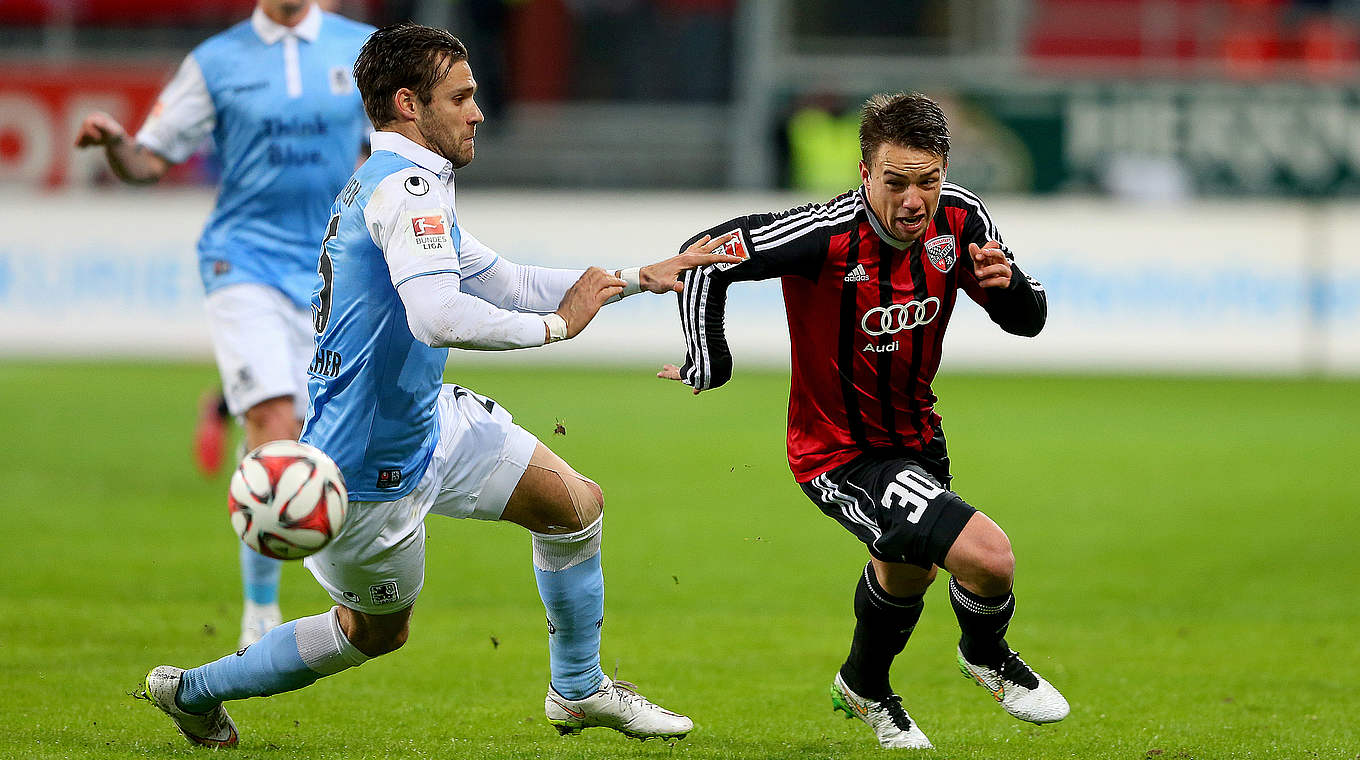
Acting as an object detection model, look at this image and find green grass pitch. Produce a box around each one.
[1,362,1357,759]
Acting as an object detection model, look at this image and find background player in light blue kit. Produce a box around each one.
[136,23,741,748]
[75,0,373,648]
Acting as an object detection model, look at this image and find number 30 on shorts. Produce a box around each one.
[880,469,944,524]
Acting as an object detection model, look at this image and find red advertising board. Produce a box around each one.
[0,63,214,188]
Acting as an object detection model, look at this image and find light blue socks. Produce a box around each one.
[177,607,367,713]
[531,518,606,700]
[240,542,282,606]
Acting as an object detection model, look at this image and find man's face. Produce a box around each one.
[412,58,483,170]
[258,0,309,21]
[860,143,946,245]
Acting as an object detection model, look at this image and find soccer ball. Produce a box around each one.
[228,441,347,560]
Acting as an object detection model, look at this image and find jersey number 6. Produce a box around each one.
[314,213,340,335]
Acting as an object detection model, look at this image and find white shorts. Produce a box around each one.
[303,384,539,614]
[204,283,314,417]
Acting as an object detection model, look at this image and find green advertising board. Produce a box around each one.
[786,82,1360,197]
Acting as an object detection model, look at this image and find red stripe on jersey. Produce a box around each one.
[783,228,858,477]
[854,223,898,451]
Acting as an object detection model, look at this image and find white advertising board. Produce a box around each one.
[0,189,1352,376]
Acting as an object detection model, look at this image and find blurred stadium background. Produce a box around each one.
[3,4,1359,759]
[3,0,1359,373]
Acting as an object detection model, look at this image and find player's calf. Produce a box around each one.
[840,563,926,701]
[144,605,370,739]
[530,515,607,699]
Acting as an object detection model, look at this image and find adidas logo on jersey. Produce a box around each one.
[844,264,870,283]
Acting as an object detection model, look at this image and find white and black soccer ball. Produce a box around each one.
[228,441,347,560]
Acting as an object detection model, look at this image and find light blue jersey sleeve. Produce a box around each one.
[364,169,464,288]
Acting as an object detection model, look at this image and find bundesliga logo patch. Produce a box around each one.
[409,210,452,253]
[925,235,956,273]
[411,214,446,237]
[713,229,750,272]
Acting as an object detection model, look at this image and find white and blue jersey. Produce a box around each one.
[299,134,491,501]
[301,132,595,502]
[136,5,373,308]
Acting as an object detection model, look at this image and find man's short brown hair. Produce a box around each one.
[859,92,950,166]
[354,23,469,128]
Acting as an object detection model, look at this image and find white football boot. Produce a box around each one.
[545,675,693,740]
[137,666,239,748]
[239,601,282,648]
[956,647,1069,724]
[830,672,933,749]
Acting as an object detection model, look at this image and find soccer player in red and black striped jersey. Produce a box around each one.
[661,93,1069,749]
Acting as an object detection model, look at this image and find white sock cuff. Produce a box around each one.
[948,577,1014,615]
[295,607,370,676]
[530,516,603,572]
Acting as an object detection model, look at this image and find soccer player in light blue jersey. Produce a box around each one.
[135,23,740,748]
[75,0,373,648]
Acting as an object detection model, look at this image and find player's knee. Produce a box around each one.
[243,396,300,443]
[341,610,411,658]
[556,473,602,531]
[973,539,1015,596]
[378,625,410,656]
[582,478,604,520]
[874,560,938,597]
[351,623,408,658]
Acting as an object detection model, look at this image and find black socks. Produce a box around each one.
[948,575,1015,667]
[839,564,925,700]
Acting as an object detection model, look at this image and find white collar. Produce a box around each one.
[251,3,321,44]
[859,186,912,250]
[369,131,455,184]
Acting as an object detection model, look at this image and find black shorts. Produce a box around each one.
[800,439,975,569]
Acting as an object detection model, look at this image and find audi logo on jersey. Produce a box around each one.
[861,298,941,336]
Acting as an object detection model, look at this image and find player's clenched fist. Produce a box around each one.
[639,233,741,294]
[970,241,1013,289]
[74,111,129,148]
[555,267,627,339]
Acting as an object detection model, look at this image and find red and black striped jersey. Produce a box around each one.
[676,183,1046,483]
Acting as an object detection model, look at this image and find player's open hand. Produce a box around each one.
[971,241,1013,289]
[556,267,626,338]
[74,111,128,148]
[657,363,702,395]
[639,233,742,294]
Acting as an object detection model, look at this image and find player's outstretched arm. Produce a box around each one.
[635,234,741,294]
[74,111,170,185]
[552,267,627,339]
